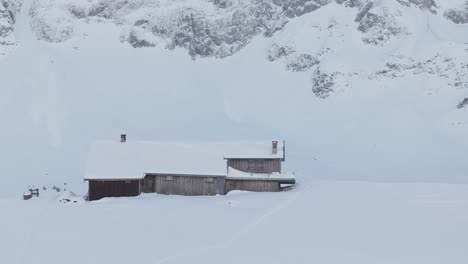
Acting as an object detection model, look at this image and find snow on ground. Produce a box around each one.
[227,167,294,180]
[0,0,468,197]
[1,179,468,264]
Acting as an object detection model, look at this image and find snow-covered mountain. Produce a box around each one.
[0,0,468,195]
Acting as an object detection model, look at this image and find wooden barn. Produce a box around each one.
[84,136,295,201]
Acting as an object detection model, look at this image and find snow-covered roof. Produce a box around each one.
[227,167,295,182]
[84,140,284,180]
[223,140,284,159]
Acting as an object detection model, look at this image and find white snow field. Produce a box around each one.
[1,180,468,264]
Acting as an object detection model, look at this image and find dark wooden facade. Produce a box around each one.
[141,174,225,196]
[139,174,293,196]
[88,180,140,201]
[87,153,290,200]
[227,158,281,173]
[225,179,281,193]
[88,175,293,200]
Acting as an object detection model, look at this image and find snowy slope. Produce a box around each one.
[1,180,468,264]
[0,0,468,196]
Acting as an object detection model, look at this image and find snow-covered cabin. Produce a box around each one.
[84,136,295,201]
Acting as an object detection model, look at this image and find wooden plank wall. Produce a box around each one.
[89,176,287,200]
[153,175,222,196]
[225,179,281,194]
[227,159,281,173]
[88,180,140,201]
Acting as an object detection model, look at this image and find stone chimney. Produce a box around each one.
[121,134,126,143]
[272,140,278,154]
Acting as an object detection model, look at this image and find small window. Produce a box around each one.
[166,176,173,181]
[248,160,265,172]
[206,177,215,183]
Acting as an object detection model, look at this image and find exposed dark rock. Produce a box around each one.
[88,3,110,17]
[268,43,320,72]
[396,0,437,13]
[127,31,156,48]
[0,0,21,46]
[29,0,331,57]
[134,19,148,26]
[210,0,233,8]
[444,5,468,24]
[279,0,329,18]
[345,0,366,8]
[162,9,222,57]
[267,44,295,61]
[145,1,288,58]
[457,98,468,109]
[312,67,337,98]
[68,6,87,19]
[286,54,319,72]
[358,10,405,45]
[375,55,468,89]
[354,2,373,22]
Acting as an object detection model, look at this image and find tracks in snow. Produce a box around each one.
[155,188,303,264]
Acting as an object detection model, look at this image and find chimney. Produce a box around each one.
[282,140,286,161]
[120,134,126,143]
[272,140,278,155]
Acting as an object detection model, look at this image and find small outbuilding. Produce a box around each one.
[84,136,295,201]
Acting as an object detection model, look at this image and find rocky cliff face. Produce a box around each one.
[45,0,330,58]
[1,0,468,102]
[6,1,468,52]
[24,0,449,54]
[0,0,20,55]
[444,1,468,24]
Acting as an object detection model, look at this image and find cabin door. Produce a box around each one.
[142,175,155,193]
